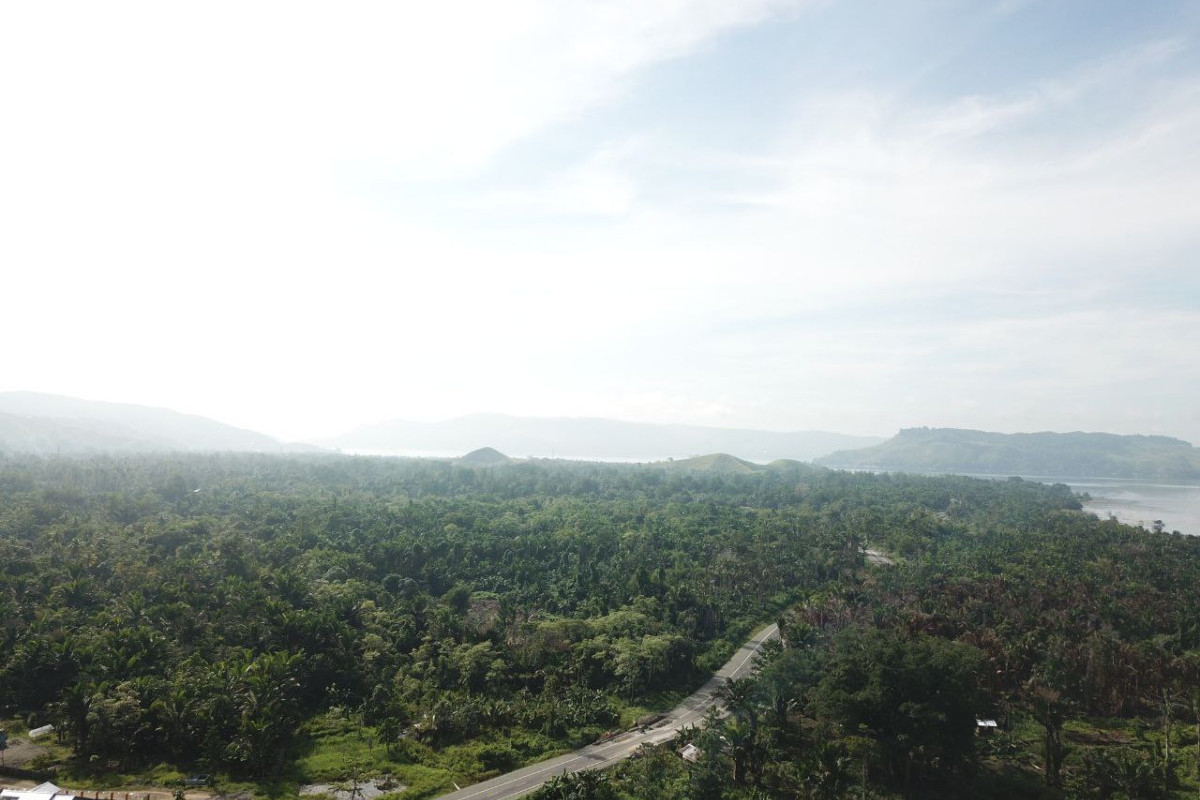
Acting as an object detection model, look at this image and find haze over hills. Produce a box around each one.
[6,393,1198,485]
[315,414,886,463]
[455,446,513,466]
[816,427,1200,481]
[0,392,316,455]
[0,411,176,454]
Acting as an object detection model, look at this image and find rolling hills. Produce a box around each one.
[316,413,884,463]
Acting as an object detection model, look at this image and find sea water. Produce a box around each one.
[1061,477,1200,536]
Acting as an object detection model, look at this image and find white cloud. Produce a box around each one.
[708,41,1200,304]
[1,2,1197,444]
[0,0,802,283]
[0,1,798,181]
[468,140,643,217]
[0,1,811,435]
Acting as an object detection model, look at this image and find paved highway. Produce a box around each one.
[435,623,780,800]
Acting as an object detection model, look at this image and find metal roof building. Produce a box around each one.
[1,782,76,800]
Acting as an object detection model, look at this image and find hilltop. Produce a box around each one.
[456,446,513,465]
[316,414,883,462]
[658,452,763,474]
[816,427,1200,481]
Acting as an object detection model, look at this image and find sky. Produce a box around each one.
[2,0,1199,443]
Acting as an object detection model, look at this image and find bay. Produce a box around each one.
[1059,476,1200,536]
[925,472,1200,537]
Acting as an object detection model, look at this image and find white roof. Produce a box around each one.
[1,783,75,800]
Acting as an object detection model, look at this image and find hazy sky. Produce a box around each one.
[3,1,1199,443]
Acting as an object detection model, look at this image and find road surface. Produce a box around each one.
[435,623,780,800]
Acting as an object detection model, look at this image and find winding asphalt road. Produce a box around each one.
[435,623,780,800]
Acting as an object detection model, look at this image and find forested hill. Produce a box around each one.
[0,392,316,455]
[817,426,1200,480]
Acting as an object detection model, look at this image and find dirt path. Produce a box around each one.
[1,734,48,769]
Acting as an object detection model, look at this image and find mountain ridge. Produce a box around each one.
[0,392,317,455]
[314,413,885,463]
[816,426,1200,481]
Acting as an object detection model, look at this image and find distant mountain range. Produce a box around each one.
[6,394,1195,481]
[314,414,885,463]
[816,427,1200,481]
[453,448,817,476]
[0,392,316,455]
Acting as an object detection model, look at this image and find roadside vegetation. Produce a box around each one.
[1,453,1198,798]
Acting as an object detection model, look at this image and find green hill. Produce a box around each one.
[456,446,513,465]
[660,453,763,474]
[816,427,1200,481]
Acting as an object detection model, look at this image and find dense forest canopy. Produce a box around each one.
[1,453,1198,799]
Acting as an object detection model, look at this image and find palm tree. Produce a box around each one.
[717,677,760,731]
[1026,683,1070,788]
